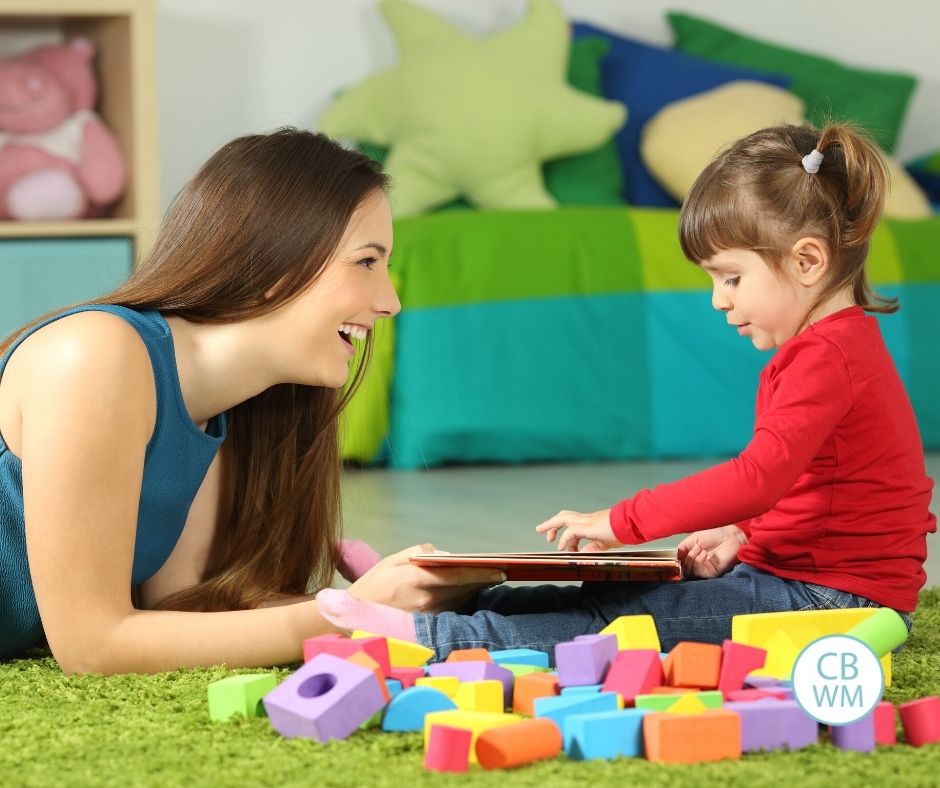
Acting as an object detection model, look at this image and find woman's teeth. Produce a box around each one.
[339,323,368,341]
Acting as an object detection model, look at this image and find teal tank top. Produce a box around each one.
[0,305,227,656]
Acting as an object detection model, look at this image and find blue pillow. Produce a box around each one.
[572,22,792,207]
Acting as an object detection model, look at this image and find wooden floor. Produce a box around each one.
[342,453,940,587]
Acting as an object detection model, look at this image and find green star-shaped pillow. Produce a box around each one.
[319,0,627,217]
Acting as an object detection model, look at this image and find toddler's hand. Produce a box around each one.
[535,508,622,552]
[676,525,746,579]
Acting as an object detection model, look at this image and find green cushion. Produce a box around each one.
[319,0,625,217]
[357,36,624,208]
[667,12,916,152]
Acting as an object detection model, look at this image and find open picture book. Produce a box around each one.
[409,548,683,582]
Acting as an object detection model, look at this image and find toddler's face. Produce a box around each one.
[701,248,811,351]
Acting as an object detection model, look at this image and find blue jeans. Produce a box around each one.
[413,563,914,663]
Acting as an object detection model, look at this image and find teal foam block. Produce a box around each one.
[566,708,650,760]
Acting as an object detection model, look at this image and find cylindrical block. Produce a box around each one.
[830,715,875,753]
[874,701,897,746]
[476,718,562,769]
[424,724,472,772]
[899,696,940,747]
[844,608,909,658]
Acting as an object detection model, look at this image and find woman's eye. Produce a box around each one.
[357,257,378,269]
[725,276,740,287]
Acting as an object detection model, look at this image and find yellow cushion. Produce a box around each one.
[640,80,930,219]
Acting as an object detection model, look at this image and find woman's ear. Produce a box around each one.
[790,236,830,286]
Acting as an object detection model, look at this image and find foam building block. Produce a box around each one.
[476,718,563,769]
[455,680,504,713]
[534,692,621,748]
[665,694,707,715]
[874,701,897,746]
[636,691,723,712]
[899,696,940,747]
[717,640,767,693]
[360,678,404,730]
[650,686,699,695]
[263,654,386,742]
[428,661,514,708]
[302,633,391,677]
[643,708,742,763]
[382,686,457,732]
[562,684,603,696]
[208,674,278,722]
[830,714,876,753]
[555,634,618,687]
[745,675,790,690]
[600,615,661,651]
[513,672,560,715]
[844,607,909,657]
[723,699,818,752]
[415,676,460,697]
[446,648,493,663]
[663,641,722,689]
[566,708,649,760]
[352,629,434,668]
[424,724,472,773]
[502,664,550,677]
[731,609,892,683]
[724,688,788,703]
[389,667,425,688]
[489,648,551,669]
[423,710,522,765]
[602,649,664,706]
[346,652,390,702]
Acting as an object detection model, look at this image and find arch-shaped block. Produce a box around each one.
[382,686,457,732]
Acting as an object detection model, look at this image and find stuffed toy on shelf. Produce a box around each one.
[0,37,126,221]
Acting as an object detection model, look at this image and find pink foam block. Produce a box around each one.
[427,661,514,708]
[302,633,391,677]
[602,649,663,705]
[874,701,897,746]
[390,666,425,688]
[718,640,767,693]
[723,699,818,753]
[555,634,618,688]
[262,653,386,742]
[425,724,472,772]
[724,688,788,703]
[899,696,940,747]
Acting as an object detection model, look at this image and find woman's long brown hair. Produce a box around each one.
[0,128,389,612]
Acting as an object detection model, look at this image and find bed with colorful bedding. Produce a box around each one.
[341,207,940,469]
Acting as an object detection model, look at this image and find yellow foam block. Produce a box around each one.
[665,693,707,715]
[415,676,460,698]
[454,680,504,713]
[600,615,661,652]
[424,710,522,764]
[351,630,434,668]
[731,609,892,685]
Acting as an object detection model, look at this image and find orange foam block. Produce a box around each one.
[717,640,766,693]
[346,652,390,703]
[425,724,472,772]
[663,642,721,689]
[446,648,493,663]
[643,708,742,763]
[513,672,559,715]
[476,718,563,769]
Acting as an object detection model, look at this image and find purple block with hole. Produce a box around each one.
[262,653,386,742]
[426,661,514,708]
[831,712,876,752]
[723,699,819,752]
[555,634,618,688]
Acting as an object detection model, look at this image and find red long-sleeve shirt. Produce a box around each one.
[610,306,935,612]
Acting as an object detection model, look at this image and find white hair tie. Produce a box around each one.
[802,148,824,174]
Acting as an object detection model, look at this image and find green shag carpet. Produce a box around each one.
[4,591,940,788]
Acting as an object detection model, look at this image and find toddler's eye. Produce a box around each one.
[725,276,740,287]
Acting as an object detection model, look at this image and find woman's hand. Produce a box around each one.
[677,525,747,579]
[535,508,622,552]
[346,544,504,614]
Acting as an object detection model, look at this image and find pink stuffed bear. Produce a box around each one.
[0,38,126,220]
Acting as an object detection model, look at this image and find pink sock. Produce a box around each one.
[336,538,382,582]
[316,588,417,643]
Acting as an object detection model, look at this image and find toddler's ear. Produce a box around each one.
[791,236,830,284]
